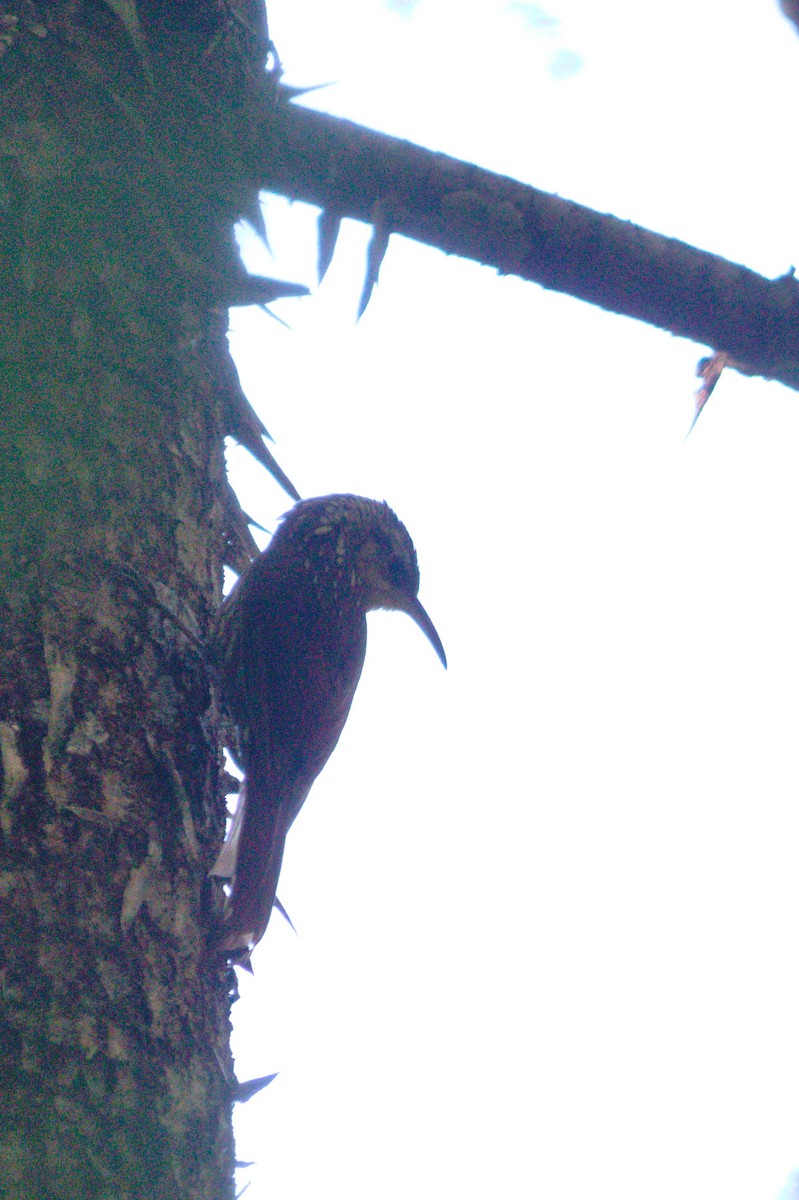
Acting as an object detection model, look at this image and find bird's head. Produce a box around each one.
[284,494,447,668]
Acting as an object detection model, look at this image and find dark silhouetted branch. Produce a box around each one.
[265,97,799,391]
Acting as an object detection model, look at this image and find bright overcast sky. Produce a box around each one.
[225,4,799,1199]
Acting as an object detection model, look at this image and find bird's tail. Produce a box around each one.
[210,771,288,960]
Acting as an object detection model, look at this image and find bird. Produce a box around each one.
[210,493,446,962]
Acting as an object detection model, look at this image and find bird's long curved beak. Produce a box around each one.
[406,596,447,669]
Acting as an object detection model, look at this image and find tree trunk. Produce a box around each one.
[0,3,276,1195]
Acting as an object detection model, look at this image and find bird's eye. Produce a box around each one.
[387,555,412,592]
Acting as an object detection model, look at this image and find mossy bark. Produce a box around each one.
[0,3,275,1195]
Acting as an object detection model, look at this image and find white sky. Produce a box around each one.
[225,3,799,1198]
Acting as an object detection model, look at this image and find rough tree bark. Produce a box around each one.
[0,3,283,1196]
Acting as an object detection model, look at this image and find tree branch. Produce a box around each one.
[265,97,799,391]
